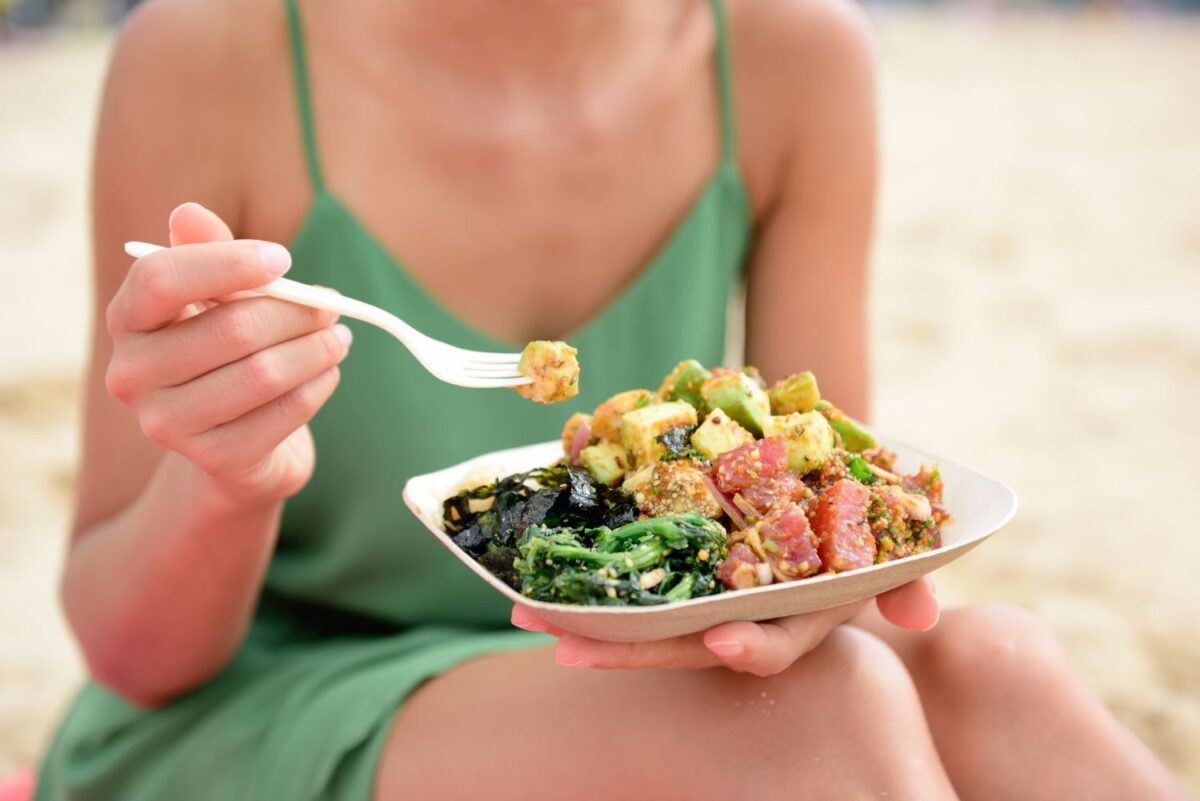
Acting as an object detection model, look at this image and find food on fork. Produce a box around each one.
[516,340,580,404]
[444,362,951,606]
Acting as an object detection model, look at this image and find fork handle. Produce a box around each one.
[123,241,427,344]
[257,276,423,341]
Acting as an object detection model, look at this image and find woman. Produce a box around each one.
[37,0,1186,799]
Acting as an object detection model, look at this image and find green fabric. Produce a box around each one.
[37,1,750,798]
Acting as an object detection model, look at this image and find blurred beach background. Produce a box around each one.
[1,0,1197,793]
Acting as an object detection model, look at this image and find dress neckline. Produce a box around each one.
[292,160,747,351]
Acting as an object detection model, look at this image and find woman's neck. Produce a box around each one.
[367,0,690,96]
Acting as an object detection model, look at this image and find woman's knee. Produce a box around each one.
[758,627,954,800]
[797,627,934,738]
[797,625,921,702]
[918,603,1069,697]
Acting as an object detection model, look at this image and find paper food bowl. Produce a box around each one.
[403,436,1017,643]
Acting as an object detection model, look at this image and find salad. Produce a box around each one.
[443,362,949,606]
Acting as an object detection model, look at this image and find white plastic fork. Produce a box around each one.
[123,242,531,389]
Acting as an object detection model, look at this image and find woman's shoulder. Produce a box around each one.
[725,0,877,213]
[113,0,280,80]
[99,0,293,226]
[728,0,874,52]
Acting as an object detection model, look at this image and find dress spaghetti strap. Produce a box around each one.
[709,0,739,164]
[283,0,326,192]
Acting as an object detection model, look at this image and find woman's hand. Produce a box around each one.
[512,576,938,676]
[104,202,351,509]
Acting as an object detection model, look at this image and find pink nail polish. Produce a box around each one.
[512,618,549,634]
[555,656,589,668]
[707,640,745,658]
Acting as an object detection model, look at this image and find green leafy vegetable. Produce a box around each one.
[847,456,880,485]
[515,514,728,606]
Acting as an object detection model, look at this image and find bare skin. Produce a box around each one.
[62,0,1187,798]
[855,604,1189,801]
[378,627,959,801]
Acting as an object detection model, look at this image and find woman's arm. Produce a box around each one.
[63,4,346,707]
[740,0,877,419]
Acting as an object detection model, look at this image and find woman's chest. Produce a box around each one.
[243,32,725,345]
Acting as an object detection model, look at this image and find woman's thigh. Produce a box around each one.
[374,626,958,801]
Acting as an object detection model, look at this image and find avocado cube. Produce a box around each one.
[690,411,755,459]
[591,389,654,442]
[578,442,631,486]
[762,411,835,474]
[700,371,770,436]
[515,340,579,404]
[657,359,711,410]
[768,371,821,415]
[814,400,877,453]
[741,365,767,389]
[619,401,699,466]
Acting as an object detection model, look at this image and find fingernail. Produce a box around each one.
[333,324,353,347]
[555,655,589,668]
[707,640,745,659]
[512,617,549,634]
[925,575,937,593]
[257,243,292,276]
[168,201,206,233]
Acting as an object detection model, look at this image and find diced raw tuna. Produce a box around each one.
[809,479,876,572]
[759,504,821,579]
[738,472,812,517]
[712,437,789,495]
[716,543,764,590]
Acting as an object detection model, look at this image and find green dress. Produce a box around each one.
[36,1,750,797]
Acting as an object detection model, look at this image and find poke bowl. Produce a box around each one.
[403,363,1017,642]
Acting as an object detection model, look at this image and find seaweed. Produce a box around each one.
[478,543,521,588]
[656,425,704,462]
[442,462,637,588]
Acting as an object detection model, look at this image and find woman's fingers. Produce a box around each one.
[510,606,565,637]
[147,323,352,437]
[166,203,235,318]
[512,583,935,676]
[190,366,343,480]
[513,606,720,669]
[168,201,234,246]
[540,601,864,674]
[875,576,939,631]
[108,240,292,334]
[102,204,348,505]
[703,600,868,676]
[554,631,721,670]
[119,296,338,390]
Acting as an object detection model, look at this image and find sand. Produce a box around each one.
[1,10,1197,793]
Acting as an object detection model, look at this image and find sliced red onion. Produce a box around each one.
[701,472,748,531]
[568,420,591,465]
